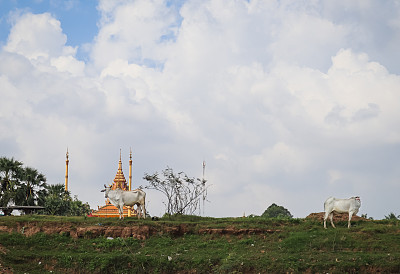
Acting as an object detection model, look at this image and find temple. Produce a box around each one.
[90,149,138,218]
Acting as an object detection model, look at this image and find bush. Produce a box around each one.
[261,203,293,219]
[384,212,399,220]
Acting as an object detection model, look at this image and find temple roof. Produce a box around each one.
[112,151,127,190]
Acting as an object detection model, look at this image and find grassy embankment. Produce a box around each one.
[0,215,399,273]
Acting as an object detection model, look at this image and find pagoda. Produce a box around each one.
[90,150,137,218]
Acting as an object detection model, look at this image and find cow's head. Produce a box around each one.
[101,184,112,198]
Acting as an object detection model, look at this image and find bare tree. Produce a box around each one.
[142,167,208,215]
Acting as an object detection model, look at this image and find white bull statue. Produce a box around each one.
[101,184,146,219]
[324,196,361,229]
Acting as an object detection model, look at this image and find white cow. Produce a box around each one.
[101,185,146,219]
[324,196,361,229]
[132,189,146,218]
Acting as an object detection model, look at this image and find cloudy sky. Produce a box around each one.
[1,0,399,219]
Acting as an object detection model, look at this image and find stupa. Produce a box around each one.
[90,150,137,218]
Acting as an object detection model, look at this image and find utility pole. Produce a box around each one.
[128,148,133,217]
[202,160,206,216]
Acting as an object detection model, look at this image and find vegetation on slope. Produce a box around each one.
[0,215,399,273]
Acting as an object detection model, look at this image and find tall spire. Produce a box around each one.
[113,149,127,190]
[129,148,132,191]
[65,148,69,191]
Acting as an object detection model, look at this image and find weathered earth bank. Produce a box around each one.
[0,222,279,239]
[0,212,366,239]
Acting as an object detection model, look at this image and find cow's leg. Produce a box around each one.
[132,204,137,217]
[330,212,336,228]
[348,212,353,228]
[142,200,146,219]
[137,204,141,219]
[323,211,329,229]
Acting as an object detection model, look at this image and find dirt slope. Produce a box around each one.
[0,213,369,239]
[0,222,279,239]
[306,212,368,221]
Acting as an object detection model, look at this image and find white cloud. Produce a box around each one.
[251,142,309,175]
[92,0,178,69]
[1,1,400,219]
[50,55,85,76]
[4,12,73,60]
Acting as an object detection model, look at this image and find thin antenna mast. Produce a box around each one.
[202,160,206,216]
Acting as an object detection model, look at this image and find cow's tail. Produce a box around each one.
[324,197,334,211]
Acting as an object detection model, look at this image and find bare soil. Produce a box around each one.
[0,213,368,239]
[306,212,369,222]
[0,222,279,239]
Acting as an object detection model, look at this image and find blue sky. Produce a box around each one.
[1,0,400,219]
[0,0,98,59]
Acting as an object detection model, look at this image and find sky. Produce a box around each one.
[1,0,400,219]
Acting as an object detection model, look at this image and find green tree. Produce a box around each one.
[70,196,91,216]
[0,157,48,208]
[0,157,90,216]
[384,212,399,220]
[361,213,374,220]
[262,203,293,219]
[43,184,90,216]
[43,184,71,215]
[15,167,47,206]
[0,157,23,207]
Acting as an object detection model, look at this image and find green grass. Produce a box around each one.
[0,215,399,273]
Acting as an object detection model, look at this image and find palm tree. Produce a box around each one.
[15,167,47,206]
[46,184,70,199]
[44,184,71,215]
[0,157,24,207]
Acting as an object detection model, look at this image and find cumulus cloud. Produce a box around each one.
[93,0,178,69]
[5,12,75,60]
[1,0,400,219]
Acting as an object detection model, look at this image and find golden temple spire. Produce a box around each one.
[65,148,69,191]
[113,149,127,190]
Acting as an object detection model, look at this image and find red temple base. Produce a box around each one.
[89,200,138,218]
